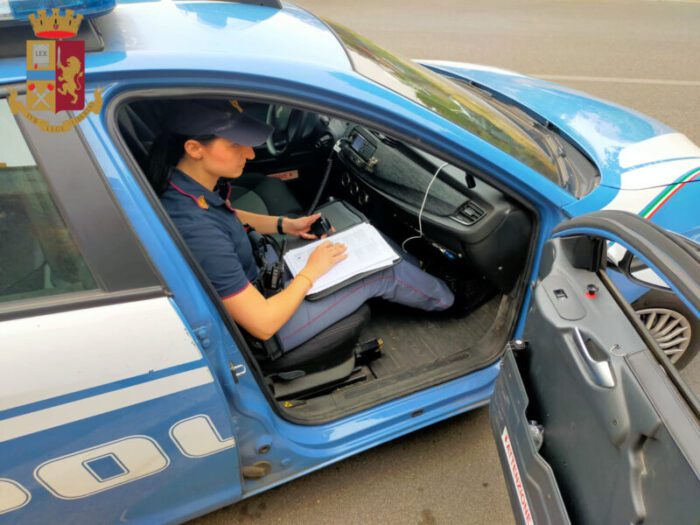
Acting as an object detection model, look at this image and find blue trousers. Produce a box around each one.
[271,243,454,351]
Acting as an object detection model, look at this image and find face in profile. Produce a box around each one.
[186,137,255,179]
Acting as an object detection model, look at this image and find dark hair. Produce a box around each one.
[146,133,216,195]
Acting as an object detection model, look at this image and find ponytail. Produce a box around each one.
[146,133,216,195]
[146,132,186,195]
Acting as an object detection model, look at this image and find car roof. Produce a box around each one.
[0,1,353,83]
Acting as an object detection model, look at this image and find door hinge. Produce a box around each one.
[229,362,247,383]
[193,326,210,349]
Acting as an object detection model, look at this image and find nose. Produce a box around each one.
[245,145,255,160]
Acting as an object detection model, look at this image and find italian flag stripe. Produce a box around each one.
[640,167,700,219]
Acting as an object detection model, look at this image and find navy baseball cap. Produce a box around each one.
[166,100,273,147]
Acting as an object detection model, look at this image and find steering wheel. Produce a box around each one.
[266,104,305,157]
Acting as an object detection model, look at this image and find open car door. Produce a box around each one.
[490,210,700,524]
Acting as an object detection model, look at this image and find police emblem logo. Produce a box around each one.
[8,8,103,133]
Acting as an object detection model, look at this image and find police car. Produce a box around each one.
[0,1,699,523]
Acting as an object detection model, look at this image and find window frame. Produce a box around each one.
[0,94,164,321]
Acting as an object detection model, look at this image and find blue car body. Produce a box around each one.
[0,1,697,523]
[420,61,700,233]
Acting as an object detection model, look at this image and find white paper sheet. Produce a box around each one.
[284,223,399,295]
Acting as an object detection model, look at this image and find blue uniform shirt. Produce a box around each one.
[160,168,258,298]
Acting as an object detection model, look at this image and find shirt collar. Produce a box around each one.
[168,168,225,208]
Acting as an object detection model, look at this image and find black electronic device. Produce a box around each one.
[348,130,376,160]
[310,216,332,237]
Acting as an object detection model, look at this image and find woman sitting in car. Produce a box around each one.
[147,100,454,351]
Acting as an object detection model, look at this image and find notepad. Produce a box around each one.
[284,223,400,296]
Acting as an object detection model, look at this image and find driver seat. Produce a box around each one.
[225,172,303,217]
[247,304,371,399]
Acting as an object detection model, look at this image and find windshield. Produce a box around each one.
[328,22,562,187]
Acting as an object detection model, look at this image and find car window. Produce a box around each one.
[327,22,563,187]
[0,99,97,304]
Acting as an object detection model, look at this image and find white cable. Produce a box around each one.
[402,162,449,252]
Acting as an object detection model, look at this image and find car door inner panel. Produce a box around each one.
[491,235,700,524]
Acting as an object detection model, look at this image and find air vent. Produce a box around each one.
[453,201,485,226]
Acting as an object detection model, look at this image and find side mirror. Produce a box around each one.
[619,250,670,291]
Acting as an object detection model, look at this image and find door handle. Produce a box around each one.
[572,328,615,388]
[229,362,247,384]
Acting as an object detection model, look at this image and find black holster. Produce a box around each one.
[245,227,286,360]
[247,228,285,297]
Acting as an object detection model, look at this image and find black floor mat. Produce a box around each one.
[285,295,507,420]
[361,295,502,380]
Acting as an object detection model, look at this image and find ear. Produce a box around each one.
[183,139,205,160]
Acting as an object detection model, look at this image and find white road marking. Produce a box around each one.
[417,60,700,87]
[531,74,700,87]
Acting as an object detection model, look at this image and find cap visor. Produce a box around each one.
[218,114,274,147]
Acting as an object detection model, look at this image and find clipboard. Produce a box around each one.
[284,201,401,301]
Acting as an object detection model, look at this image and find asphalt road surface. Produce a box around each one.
[195,1,700,523]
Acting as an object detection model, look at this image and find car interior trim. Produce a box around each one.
[554,212,700,313]
[599,270,700,420]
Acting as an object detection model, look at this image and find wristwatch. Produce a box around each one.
[277,216,285,235]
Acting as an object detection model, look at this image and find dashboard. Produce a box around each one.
[332,123,532,293]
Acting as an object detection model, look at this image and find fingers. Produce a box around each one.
[312,241,347,257]
[327,244,347,266]
[314,241,346,254]
[318,228,334,239]
[322,241,345,250]
[302,213,321,226]
[328,242,347,261]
